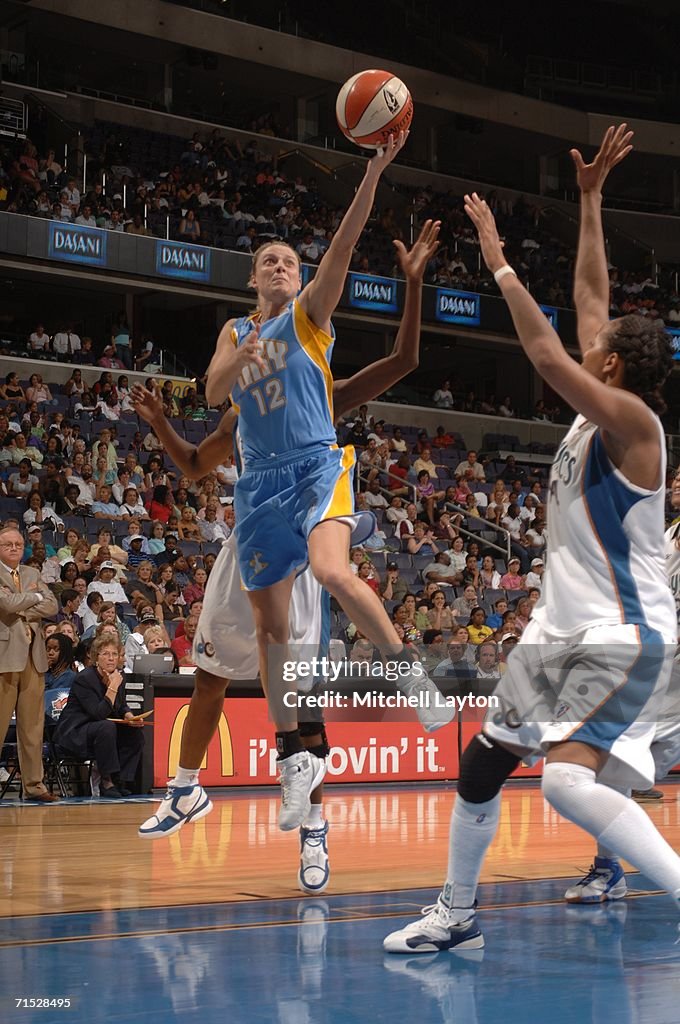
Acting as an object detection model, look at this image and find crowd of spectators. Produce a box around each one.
[2,123,677,321]
[0,370,237,761]
[1,360,679,792]
[326,407,554,678]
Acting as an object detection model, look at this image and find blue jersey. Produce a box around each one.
[229,300,336,461]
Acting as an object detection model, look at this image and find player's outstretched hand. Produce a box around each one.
[571,123,633,195]
[131,381,164,424]
[394,219,441,281]
[237,326,267,375]
[370,130,409,173]
[463,193,506,275]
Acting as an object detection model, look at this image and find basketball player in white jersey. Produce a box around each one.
[385,126,680,954]
[558,131,680,903]
[136,222,441,893]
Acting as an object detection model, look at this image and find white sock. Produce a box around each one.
[597,783,631,861]
[173,766,200,787]
[442,794,501,920]
[543,763,680,898]
[302,804,324,830]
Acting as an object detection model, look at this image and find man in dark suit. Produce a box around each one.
[0,527,60,801]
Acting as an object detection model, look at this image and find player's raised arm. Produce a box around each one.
[572,124,633,355]
[333,220,440,418]
[131,381,236,481]
[298,131,408,334]
[463,192,669,454]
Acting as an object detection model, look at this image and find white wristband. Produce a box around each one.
[494,265,517,285]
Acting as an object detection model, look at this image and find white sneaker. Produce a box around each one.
[278,751,326,831]
[564,857,627,903]
[298,820,330,893]
[138,783,213,839]
[0,768,10,784]
[383,897,484,953]
[397,663,456,733]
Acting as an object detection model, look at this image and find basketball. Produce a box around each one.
[336,69,413,149]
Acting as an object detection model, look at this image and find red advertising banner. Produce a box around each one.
[153,696,459,787]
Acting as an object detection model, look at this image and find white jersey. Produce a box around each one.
[664,522,680,623]
[532,414,675,641]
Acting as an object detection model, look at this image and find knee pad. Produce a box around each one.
[457,733,520,804]
[299,723,330,759]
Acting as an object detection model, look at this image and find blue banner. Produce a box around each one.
[47,222,107,267]
[435,288,481,326]
[348,273,399,314]
[156,240,211,283]
[539,305,559,329]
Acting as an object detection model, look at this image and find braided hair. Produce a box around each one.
[606,315,673,414]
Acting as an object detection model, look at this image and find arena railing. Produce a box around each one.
[356,463,511,562]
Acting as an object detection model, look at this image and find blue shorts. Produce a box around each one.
[234,443,375,590]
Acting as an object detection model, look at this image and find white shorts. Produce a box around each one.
[651,653,680,780]
[484,618,674,791]
[193,533,327,680]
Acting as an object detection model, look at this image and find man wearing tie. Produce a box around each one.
[0,527,59,801]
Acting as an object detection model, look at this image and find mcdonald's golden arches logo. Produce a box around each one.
[168,705,234,778]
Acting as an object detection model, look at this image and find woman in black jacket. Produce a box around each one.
[54,634,145,799]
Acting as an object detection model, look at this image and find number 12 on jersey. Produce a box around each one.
[251,378,286,416]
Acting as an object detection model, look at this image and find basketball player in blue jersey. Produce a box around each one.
[136,223,442,891]
[204,133,453,832]
[385,126,680,955]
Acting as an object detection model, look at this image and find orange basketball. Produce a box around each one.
[336,69,413,150]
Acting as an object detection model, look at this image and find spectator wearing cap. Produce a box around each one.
[122,520,150,554]
[171,614,198,667]
[499,632,519,660]
[126,535,148,570]
[124,612,160,672]
[525,558,545,591]
[500,557,524,590]
[87,562,128,605]
[98,345,125,370]
[380,561,409,604]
